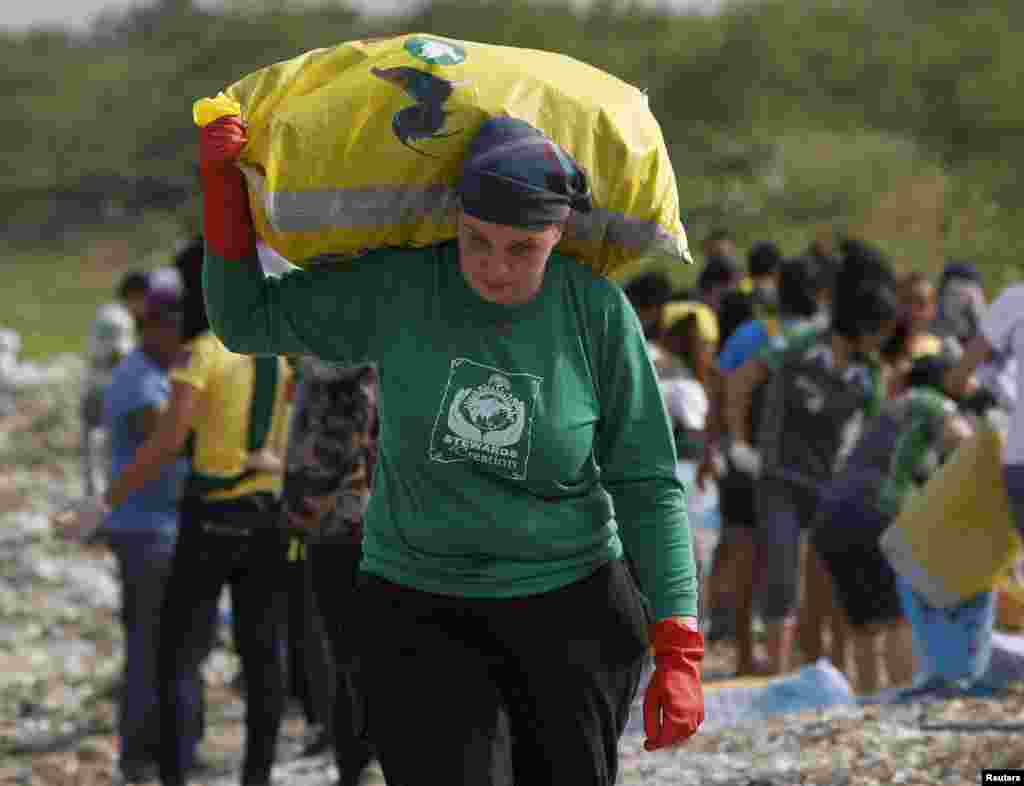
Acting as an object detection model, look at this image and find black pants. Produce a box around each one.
[157,495,288,786]
[355,559,649,786]
[309,540,375,782]
[284,550,332,728]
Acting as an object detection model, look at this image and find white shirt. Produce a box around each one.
[661,375,709,432]
[657,367,717,516]
[981,284,1024,465]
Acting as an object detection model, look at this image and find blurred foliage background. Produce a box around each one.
[2,0,1022,355]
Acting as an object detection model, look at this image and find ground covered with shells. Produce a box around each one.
[4,359,1023,786]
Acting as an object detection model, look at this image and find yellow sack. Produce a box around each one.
[879,422,1018,608]
[193,34,691,275]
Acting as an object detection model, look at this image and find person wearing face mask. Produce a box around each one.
[198,113,703,785]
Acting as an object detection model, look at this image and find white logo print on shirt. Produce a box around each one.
[428,358,542,480]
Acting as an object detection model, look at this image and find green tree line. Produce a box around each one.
[2,0,1022,289]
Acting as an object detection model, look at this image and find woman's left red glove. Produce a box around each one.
[643,617,705,751]
[199,115,247,173]
[198,116,255,261]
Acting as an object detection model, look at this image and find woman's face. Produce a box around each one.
[905,283,937,331]
[457,212,562,306]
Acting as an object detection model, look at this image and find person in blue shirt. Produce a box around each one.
[101,277,204,784]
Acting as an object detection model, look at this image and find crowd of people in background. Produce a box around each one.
[624,227,1020,696]
[62,219,1022,785]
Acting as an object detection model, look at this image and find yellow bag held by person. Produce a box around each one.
[879,421,1019,609]
[193,33,691,275]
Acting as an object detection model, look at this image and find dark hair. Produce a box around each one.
[836,238,895,292]
[880,319,911,363]
[117,270,150,300]
[717,289,756,348]
[697,255,740,294]
[173,236,210,342]
[623,272,672,310]
[777,256,822,318]
[748,241,782,278]
[831,279,899,340]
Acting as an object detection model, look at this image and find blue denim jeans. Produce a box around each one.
[106,530,207,769]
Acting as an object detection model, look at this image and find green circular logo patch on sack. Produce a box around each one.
[405,37,466,66]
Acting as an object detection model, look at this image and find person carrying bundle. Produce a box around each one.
[811,354,974,694]
[197,102,704,785]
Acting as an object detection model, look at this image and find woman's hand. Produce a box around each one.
[643,616,705,750]
[51,497,110,543]
[198,115,256,260]
[728,440,762,478]
[695,443,724,492]
[284,491,340,534]
[199,115,247,172]
[244,448,284,475]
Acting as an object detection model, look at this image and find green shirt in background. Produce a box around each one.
[204,241,697,620]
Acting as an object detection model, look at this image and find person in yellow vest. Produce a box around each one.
[95,238,295,786]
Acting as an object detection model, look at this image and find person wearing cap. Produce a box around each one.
[95,277,203,784]
[811,353,973,694]
[197,113,704,784]
[724,245,898,675]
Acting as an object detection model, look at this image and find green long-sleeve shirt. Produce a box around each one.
[204,241,697,619]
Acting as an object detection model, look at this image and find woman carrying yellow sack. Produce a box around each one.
[198,111,703,785]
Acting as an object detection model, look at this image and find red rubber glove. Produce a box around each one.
[643,617,705,751]
[198,116,255,261]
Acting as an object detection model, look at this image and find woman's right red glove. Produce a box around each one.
[643,617,705,751]
[198,116,255,260]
